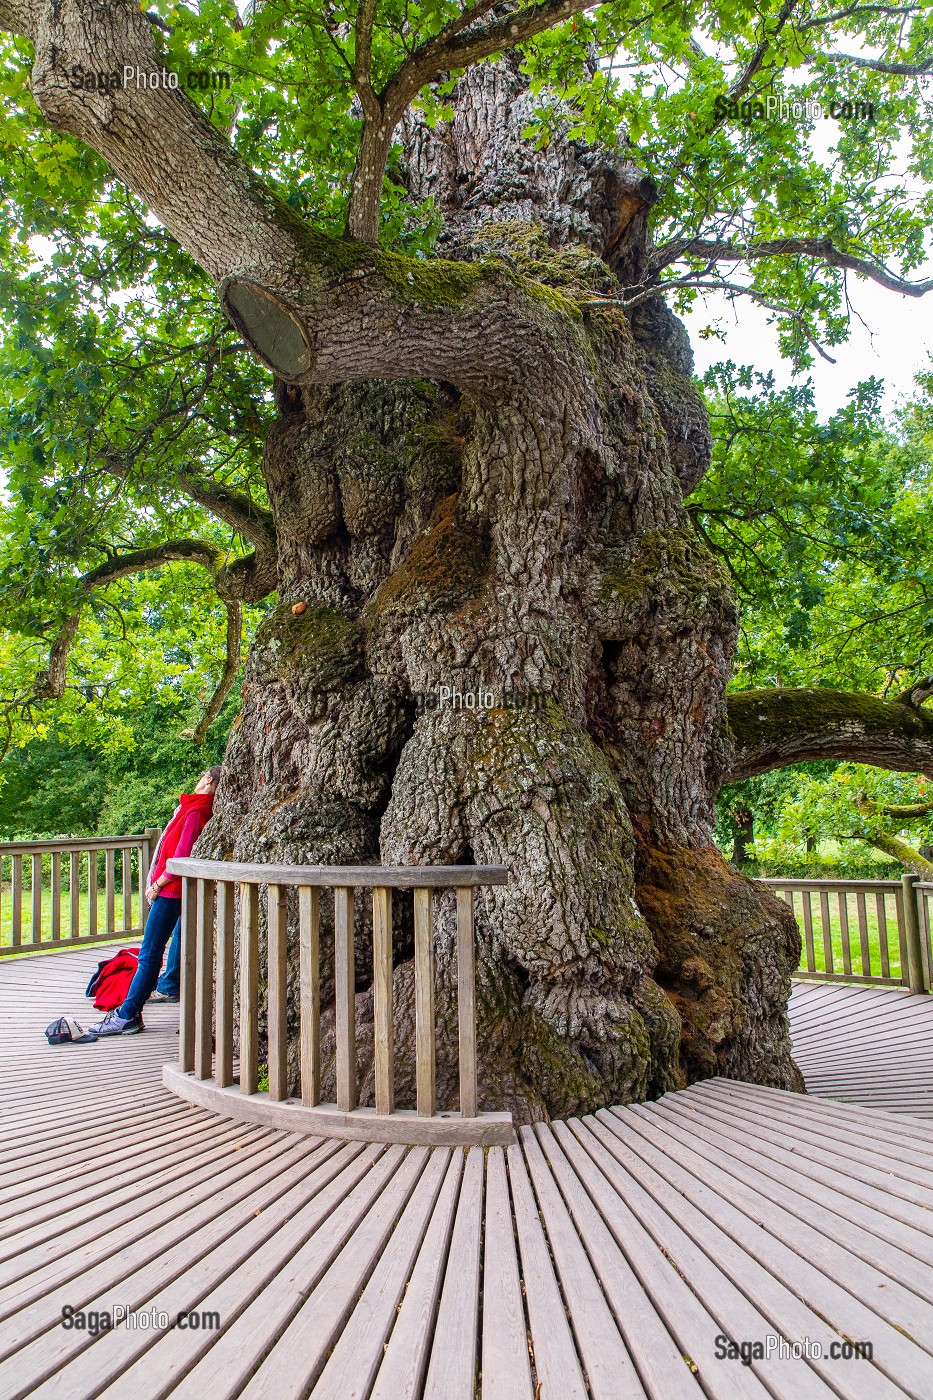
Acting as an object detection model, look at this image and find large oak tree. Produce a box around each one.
[0,0,931,1116]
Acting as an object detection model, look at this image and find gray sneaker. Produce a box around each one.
[149,991,179,1004]
[89,1009,144,1036]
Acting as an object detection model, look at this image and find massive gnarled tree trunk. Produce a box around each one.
[200,63,802,1118]
[12,0,804,1118]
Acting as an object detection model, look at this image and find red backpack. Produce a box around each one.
[85,948,141,1010]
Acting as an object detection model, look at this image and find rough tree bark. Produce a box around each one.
[206,61,802,1116]
[8,0,805,1117]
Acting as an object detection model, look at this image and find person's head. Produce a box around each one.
[194,765,223,796]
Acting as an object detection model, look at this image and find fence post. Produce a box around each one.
[179,876,198,1071]
[141,827,161,905]
[901,874,927,994]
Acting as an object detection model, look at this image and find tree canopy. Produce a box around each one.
[0,0,931,808]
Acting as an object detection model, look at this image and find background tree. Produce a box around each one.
[0,0,932,1118]
[764,765,933,877]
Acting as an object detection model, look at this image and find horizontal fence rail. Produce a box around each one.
[762,876,932,992]
[0,829,161,957]
[162,858,515,1146]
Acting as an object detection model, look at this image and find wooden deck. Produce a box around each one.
[2,950,933,1398]
[790,979,933,1118]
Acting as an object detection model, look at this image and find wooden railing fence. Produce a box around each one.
[0,829,161,957]
[763,875,933,992]
[162,858,514,1146]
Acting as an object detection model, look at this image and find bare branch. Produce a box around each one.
[584,276,837,362]
[650,236,933,298]
[816,50,932,75]
[798,4,922,28]
[726,0,800,106]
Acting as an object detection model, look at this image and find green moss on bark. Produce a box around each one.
[255,604,363,691]
[599,528,729,606]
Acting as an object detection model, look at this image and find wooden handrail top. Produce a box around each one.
[760,877,902,892]
[167,857,509,888]
[0,835,147,855]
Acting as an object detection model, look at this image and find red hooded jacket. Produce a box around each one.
[149,792,214,899]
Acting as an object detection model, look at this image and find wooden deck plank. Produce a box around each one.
[240,1147,434,1399]
[312,1149,453,1400]
[537,1124,709,1400]
[422,1146,484,1400]
[642,1101,933,1301]
[506,1143,588,1400]
[520,1128,647,1400]
[160,1147,408,1400]
[576,1116,892,1400]
[0,1138,330,1335]
[58,1145,386,1400]
[480,1147,534,1400]
[0,1141,344,1387]
[601,1109,933,1395]
[652,1093,933,1257]
[789,982,933,1120]
[369,1150,464,1400]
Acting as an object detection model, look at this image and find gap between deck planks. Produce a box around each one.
[3,948,933,1398]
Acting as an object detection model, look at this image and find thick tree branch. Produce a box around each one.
[816,50,932,76]
[5,0,594,386]
[859,830,933,879]
[727,688,933,782]
[353,0,381,120]
[859,796,933,820]
[346,0,595,241]
[175,471,276,552]
[650,237,933,297]
[85,539,227,588]
[386,0,589,111]
[896,675,933,708]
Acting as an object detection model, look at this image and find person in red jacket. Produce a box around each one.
[90,766,221,1036]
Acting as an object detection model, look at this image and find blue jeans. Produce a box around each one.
[119,895,182,1020]
[156,920,181,997]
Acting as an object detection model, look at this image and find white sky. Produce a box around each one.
[682,277,933,421]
